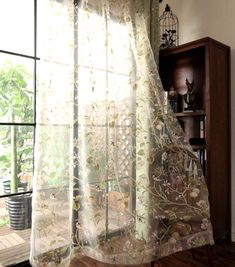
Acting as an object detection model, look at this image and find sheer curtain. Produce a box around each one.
[30,0,214,266]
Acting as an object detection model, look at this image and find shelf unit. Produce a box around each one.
[159,37,231,241]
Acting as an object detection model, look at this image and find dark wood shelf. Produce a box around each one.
[191,145,206,150]
[174,111,206,117]
[159,37,231,241]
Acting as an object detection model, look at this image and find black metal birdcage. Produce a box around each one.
[159,4,179,49]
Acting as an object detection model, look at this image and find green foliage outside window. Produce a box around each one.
[0,62,33,194]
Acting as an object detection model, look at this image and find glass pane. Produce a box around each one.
[0,126,34,196]
[0,0,34,56]
[35,125,71,190]
[78,67,107,127]
[109,127,133,179]
[37,61,73,125]
[108,178,132,214]
[37,0,73,63]
[0,54,34,123]
[0,195,31,266]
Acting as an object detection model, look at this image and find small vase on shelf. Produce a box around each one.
[168,86,178,112]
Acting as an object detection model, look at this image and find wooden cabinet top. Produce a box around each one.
[159,37,230,57]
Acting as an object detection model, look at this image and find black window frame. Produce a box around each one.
[0,0,39,201]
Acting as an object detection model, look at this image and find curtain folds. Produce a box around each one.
[30,0,214,266]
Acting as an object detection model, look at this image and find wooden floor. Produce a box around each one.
[0,223,235,267]
[70,243,235,267]
[0,226,31,267]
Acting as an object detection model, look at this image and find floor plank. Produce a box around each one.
[0,226,31,267]
[70,243,235,267]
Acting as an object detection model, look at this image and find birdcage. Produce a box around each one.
[159,4,179,50]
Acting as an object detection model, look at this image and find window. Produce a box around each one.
[0,1,38,266]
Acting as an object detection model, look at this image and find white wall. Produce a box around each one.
[160,0,235,241]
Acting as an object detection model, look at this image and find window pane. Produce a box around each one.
[0,0,34,55]
[35,125,71,190]
[0,54,34,123]
[37,61,73,125]
[0,195,31,266]
[37,0,73,63]
[0,126,34,196]
[108,178,132,225]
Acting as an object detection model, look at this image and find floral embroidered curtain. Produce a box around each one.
[30,0,214,266]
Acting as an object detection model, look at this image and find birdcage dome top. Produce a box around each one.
[159,4,178,25]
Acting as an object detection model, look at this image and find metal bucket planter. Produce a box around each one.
[7,194,32,230]
[3,180,11,194]
[3,180,27,210]
[3,180,27,194]
[3,181,10,210]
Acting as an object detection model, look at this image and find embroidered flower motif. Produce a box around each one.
[156,121,164,130]
[201,218,209,230]
[50,192,56,200]
[196,200,207,209]
[168,237,177,244]
[161,152,168,162]
[123,240,133,251]
[190,188,200,198]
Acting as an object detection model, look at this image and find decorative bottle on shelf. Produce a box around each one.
[168,86,178,112]
[163,90,168,114]
[200,116,205,138]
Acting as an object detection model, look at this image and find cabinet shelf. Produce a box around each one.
[191,144,206,150]
[174,111,206,117]
[159,37,230,241]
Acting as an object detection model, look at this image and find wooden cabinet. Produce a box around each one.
[159,37,231,241]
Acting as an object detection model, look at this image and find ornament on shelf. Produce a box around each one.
[159,4,179,49]
[183,78,195,111]
[168,86,178,112]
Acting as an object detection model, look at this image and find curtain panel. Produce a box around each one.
[30,1,213,266]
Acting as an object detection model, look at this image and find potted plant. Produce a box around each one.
[0,61,33,230]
